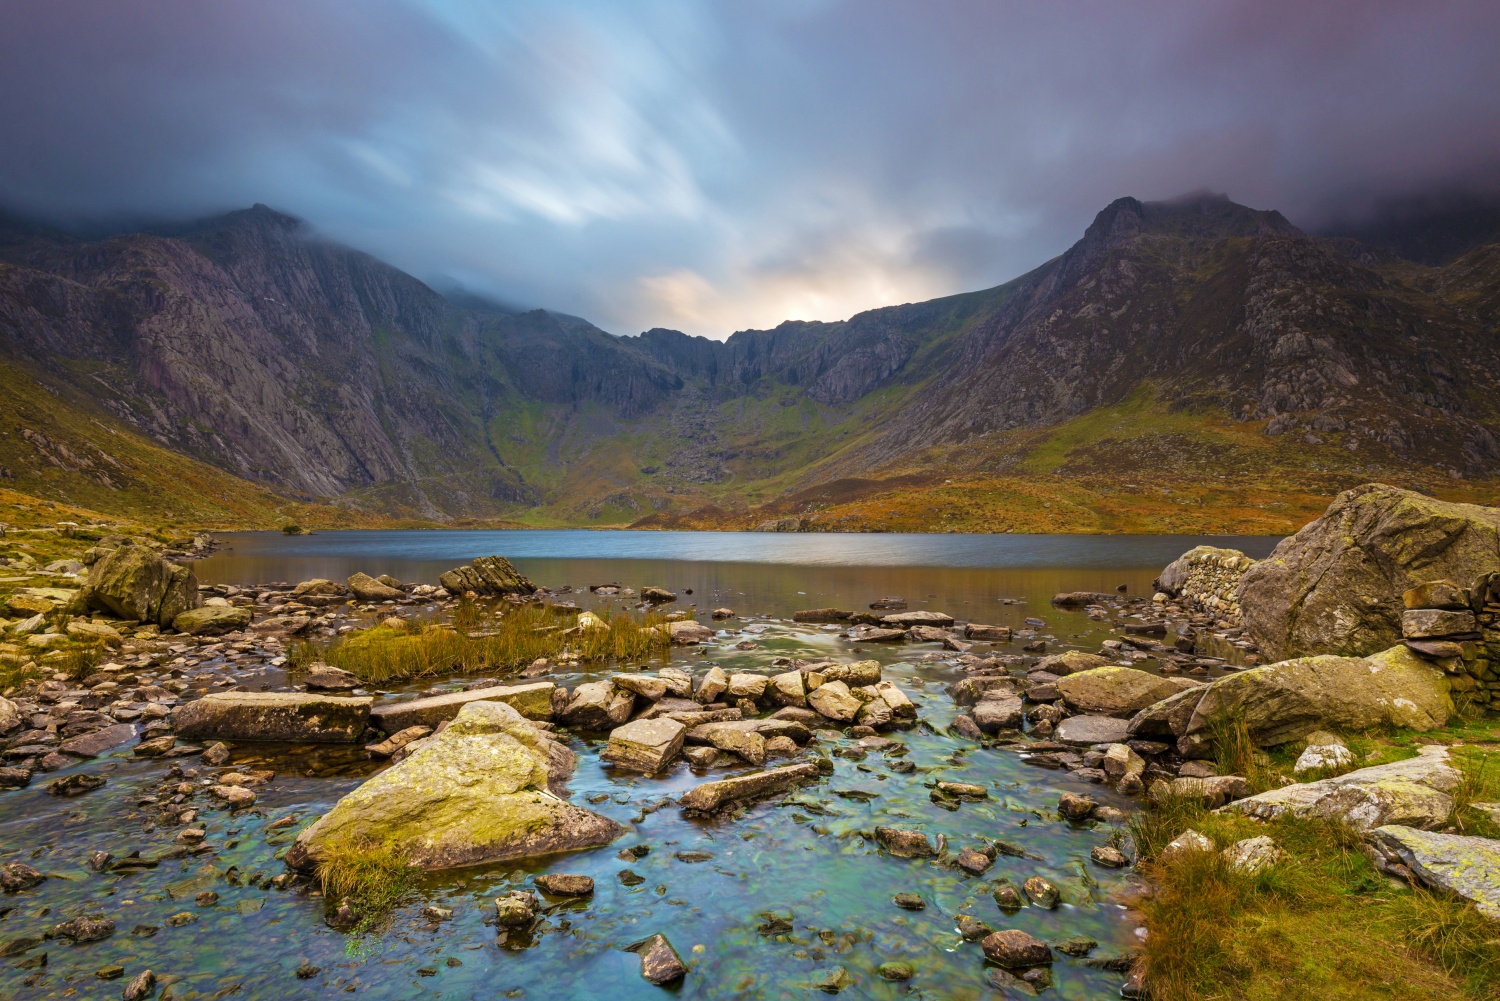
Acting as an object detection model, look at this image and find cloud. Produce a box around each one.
[3,0,1499,337]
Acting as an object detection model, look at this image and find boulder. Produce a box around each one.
[880,610,954,627]
[287,701,620,871]
[632,933,687,984]
[58,723,136,758]
[370,683,556,732]
[0,696,20,735]
[1238,484,1500,659]
[1402,580,1470,611]
[965,623,1012,641]
[640,586,676,603]
[81,544,198,626]
[437,556,537,597]
[874,827,936,857]
[1295,742,1355,775]
[1402,608,1477,639]
[726,673,770,700]
[602,718,686,773]
[1370,826,1500,920]
[1222,836,1286,874]
[175,692,371,742]
[304,664,362,692]
[535,874,594,897]
[792,608,851,623]
[971,691,1024,733]
[1184,647,1451,747]
[560,682,634,730]
[172,605,252,636]
[981,930,1052,968]
[678,763,820,813]
[770,671,807,706]
[807,680,861,721]
[1160,829,1214,862]
[292,579,346,597]
[1057,667,1190,716]
[695,666,728,703]
[660,667,693,698]
[1035,651,1108,676]
[66,620,122,645]
[821,660,882,686]
[346,572,404,602]
[687,722,766,765]
[1055,715,1130,745]
[1127,686,1209,738]
[612,674,669,701]
[1225,746,1462,831]
[664,620,713,645]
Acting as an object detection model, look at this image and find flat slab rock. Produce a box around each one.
[58,723,137,758]
[1224,746,1462,831]
[1054,715,1130,745]
[370,682,556,731]
[679,763,820,813]
[1371,825,1500,920]
[174,692,372,743]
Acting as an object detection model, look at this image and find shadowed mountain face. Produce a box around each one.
[1,192,1498,527]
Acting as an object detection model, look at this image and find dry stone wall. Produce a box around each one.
[1155,546,1257,626]
[1401,572,1500,709]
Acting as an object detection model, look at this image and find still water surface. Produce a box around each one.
[2,532,1279,1001]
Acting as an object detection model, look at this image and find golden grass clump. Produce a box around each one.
[292,600,673,684]
[314,839,417,931]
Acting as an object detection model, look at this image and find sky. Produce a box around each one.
[2,1,1499,338]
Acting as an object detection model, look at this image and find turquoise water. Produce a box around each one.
[0,532,1279,999]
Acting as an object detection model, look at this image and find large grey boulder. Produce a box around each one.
[287,701,620,871]
[347,572,404,602]
[370,682,555,731]
[1370,826,1500,920]
[438,556,537,596]
[1224,746,1462,830]
[1127,686,1209,738]
[1057,667,1193,717]
[1238,484,1500,659]
[175,692,371,742]
[81,544,198,626]
[1184,646,1451,746]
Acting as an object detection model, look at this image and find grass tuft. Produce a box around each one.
[315,839,417,932]
[292,601,672,684]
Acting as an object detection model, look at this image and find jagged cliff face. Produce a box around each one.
[1,192,1498,525]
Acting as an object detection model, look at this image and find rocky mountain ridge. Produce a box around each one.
[1,192,1498,527]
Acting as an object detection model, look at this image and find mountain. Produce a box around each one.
[1,192,1498,533]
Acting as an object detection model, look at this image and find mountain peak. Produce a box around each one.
[1086,192,1301,250]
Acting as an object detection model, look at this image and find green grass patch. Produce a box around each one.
[292,600,673,685]
[314,838,417,932]
[1130,797,1500,1000]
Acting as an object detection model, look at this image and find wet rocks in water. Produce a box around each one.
[956,914,993,940]
[981,929,1052,968]
[711,607,735,619]
[495,890,539,928]
[631,933,687,984]
[951,715,984,740]
[1022,876,1059,908]
[613,674,669,701]
[874,827,936,858]
[535,873,594,896]
[878,961,915,980]
[893,892,925,910]
[210,784,256,807]
[991,879,1025,911]
[603,718,686,773]
[808,680,861,721]
[688,721,766,765]
[793,608,852,623]
[617,869,646,886]
[640,586,677,603]
[54,914,115,943]
[122,969,155,1001]
[971,692,1024,733]
[303,664,362,692]
[48,773,107,796]
[694,666,728,704]
[560,682,636,730]
[679,763,820,813]
[955,848,993,875]
[1091,844,1130,868]
[1054,715,1130,745]
[936,781,987,801]
[133,736,177,757]
[288,701,621,871]
[1,862,45,892]
[769,671,807,706]
[175,692,372,743]
[1057,792,1097,822]
[683,746,718,768]
[60,723,137,758]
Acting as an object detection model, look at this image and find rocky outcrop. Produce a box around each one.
[438,557,537,597]
[81,544,198,626]
[287,701,621,871]
[1183,647,1451,746]
[174,692,372,742]
[1369,826,1500,920]
[1225,745,1462,830]
[1238,485,1500,659]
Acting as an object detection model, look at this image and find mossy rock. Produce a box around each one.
[172,605,252,636]
[80,544,198,626]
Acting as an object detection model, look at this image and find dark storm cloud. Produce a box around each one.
[3,0,1498,336]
